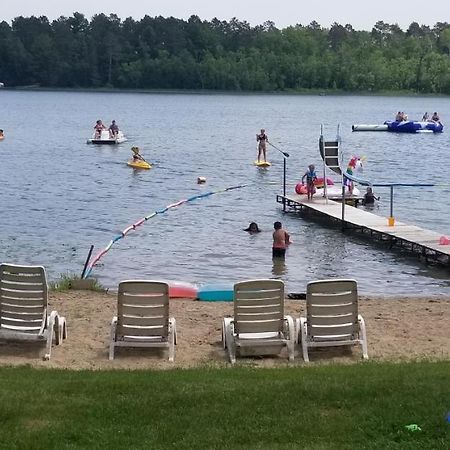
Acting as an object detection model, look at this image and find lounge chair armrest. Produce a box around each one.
[284,315,295,342]
[43,311,59,361]
[358,314,369,360]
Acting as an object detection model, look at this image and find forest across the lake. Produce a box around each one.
[1,13,450,94]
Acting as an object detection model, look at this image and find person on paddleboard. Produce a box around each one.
[256,129,268,162]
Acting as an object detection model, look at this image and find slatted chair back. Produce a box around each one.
[117,281,169,341]
[233,280,284,336]
[0,264,47,334]
[306,279,359,342]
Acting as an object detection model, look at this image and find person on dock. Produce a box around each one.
[302,164,318,201]
[244,222,261,233]
[94,119,106,138]
[272,221,291,259]
[109,120,119,138]
[431,112,440,122]
[362,187,379,206]
[256,129,268,162]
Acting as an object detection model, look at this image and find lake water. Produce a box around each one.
[0,90,449,295]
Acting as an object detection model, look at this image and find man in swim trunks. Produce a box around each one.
[109,120,119,138]
[272,221,291,259]
[256,129,268,162]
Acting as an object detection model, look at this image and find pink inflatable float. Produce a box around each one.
[165,281,198,299]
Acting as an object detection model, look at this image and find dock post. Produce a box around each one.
[388,185,395,226]
[341,181,346,231]
[283,157,287,212]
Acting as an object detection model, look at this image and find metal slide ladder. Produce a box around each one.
[319,124,342,175]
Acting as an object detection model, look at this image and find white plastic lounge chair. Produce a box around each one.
[0,263,67,360]
[109,281,177,362]
[296,279,368,362]
[222,279,295,363]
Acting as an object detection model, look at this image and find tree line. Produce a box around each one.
[1,13,450,93]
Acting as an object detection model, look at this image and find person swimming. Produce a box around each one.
[244,222,261,233]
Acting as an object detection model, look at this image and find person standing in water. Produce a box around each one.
[256,129,268,162]
[272,221,291,259]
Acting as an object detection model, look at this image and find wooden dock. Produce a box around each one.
[276,194,450,265]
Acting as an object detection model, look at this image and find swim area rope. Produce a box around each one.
[82,183,248,278]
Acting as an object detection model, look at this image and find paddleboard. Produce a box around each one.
[127,160,152,169]
[254,160,271,167]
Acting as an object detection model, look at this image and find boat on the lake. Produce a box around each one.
[87,130,127,144]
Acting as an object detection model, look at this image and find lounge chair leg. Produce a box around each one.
[285,315,295,362]
[222,318,232,350]
[300,317,309,362]
[109,316,117,361]
[225,321,236,363]
[44,312,57,360]
[168,318,176,362]
[54,314,61,345]
[358,314,369,360]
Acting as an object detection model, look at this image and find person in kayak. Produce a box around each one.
[131,146,144,162]
[256,129,268,162]
[109,120,119,138]
[94,120,106,138]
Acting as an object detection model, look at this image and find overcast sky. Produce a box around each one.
[2,0,449,31]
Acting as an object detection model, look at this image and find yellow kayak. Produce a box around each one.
[127,160,152,170]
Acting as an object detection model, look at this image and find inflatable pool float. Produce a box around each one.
[314,177,334,188]
[198,283,234,302]
[384,120,443,133]
[352,124,389,132]
[165,281,198,299]
[127,160,152,169]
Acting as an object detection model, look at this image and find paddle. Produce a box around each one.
[268,141,290,158]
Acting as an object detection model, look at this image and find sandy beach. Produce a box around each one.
[0,290,449,369]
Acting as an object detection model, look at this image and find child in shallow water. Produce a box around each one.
[362,187,379,206]
[244,222,261,233]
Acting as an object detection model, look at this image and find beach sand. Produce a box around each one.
[0,291,449,369]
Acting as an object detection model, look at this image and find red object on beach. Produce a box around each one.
[167,281,198,299]
[439,236,450,245]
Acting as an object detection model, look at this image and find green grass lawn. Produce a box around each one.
[0,361,449,449]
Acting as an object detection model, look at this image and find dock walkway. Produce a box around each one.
[276,194,450,265]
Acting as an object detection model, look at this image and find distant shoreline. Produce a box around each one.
[2,86,449,98]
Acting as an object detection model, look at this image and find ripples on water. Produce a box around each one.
[0,91,449,294]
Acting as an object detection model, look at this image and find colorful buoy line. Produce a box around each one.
[83,183,248,278]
